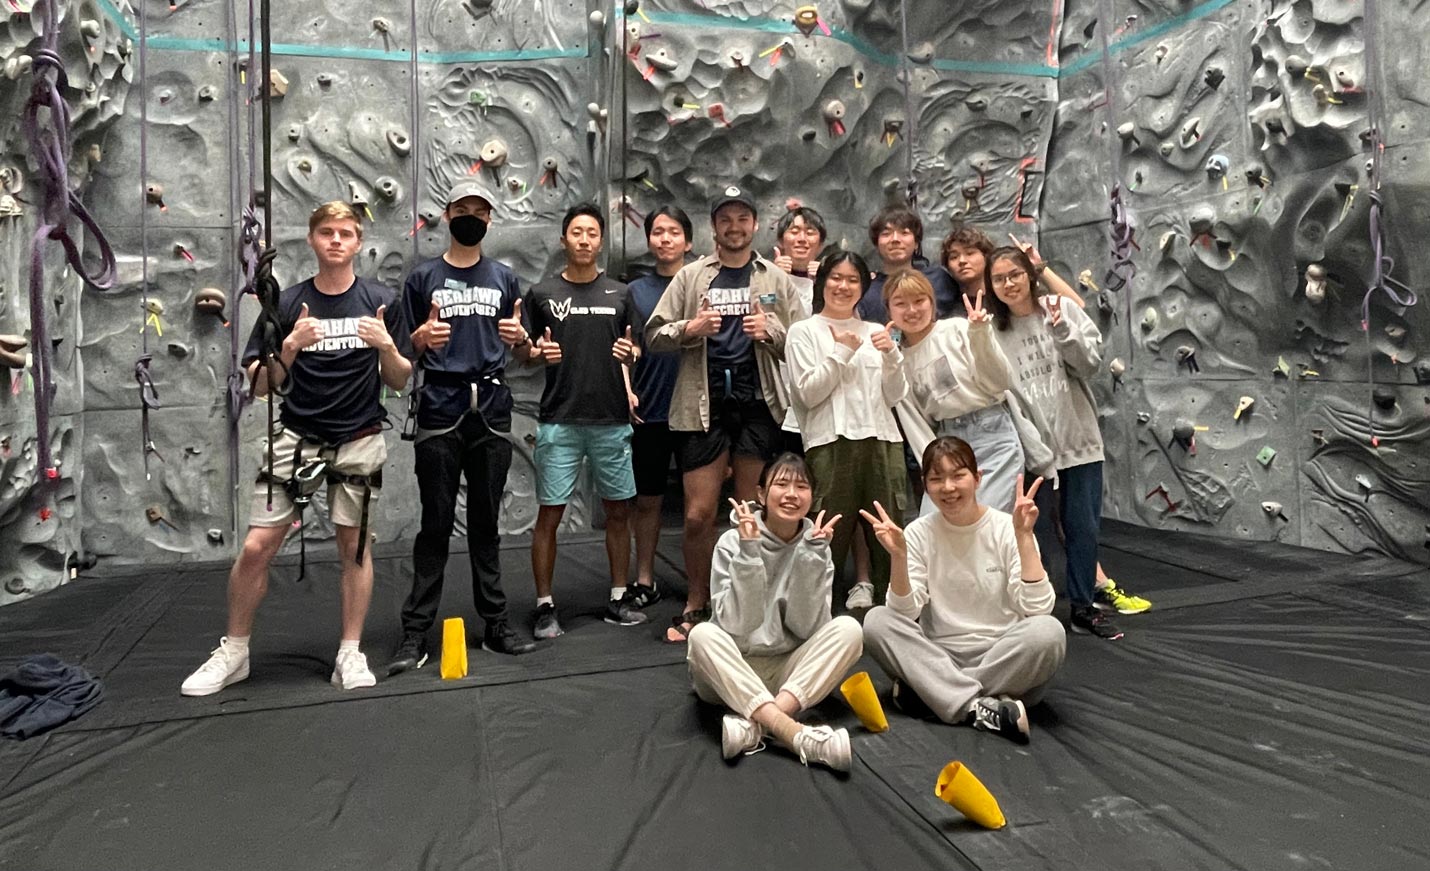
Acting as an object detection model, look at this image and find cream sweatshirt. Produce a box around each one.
[786,314,907,450]
[886,508,1055,656]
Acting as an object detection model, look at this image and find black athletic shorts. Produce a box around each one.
[631,421,679,497]
[677,397,782,472]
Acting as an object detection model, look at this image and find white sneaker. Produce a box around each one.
[330,648,377,690]
[845,582,875,611]
[180,637,250,697]
[720,714,766,759]
[793,725,851,772]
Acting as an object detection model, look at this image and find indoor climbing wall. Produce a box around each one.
[1043,0,1428,561]
[1,0,1426,605]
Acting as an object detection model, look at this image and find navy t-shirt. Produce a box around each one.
[524,273,641,425]
[858,262,963,323]
[706,262,756,368]
[402,256,521,431]
[628,272,679,423]
[242,276,408,444]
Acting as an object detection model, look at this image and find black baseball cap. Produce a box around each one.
[710,185,757,218]
[445,180,496,209]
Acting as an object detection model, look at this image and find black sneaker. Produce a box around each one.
[387,631,428,676]
[969,696,1030,743]
[533,603,564,640]
[891,679,935,720]
[483,621,538,655]
[1070,604,1125,640]
[604,591,650,626]
[627,581,661,609]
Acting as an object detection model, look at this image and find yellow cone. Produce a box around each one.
[839,671,889,733]
[935,761,1006,829]
[440,617,468,680]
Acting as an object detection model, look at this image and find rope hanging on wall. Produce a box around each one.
[21,0,118,492]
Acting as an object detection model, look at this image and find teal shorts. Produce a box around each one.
[535,422,637,506]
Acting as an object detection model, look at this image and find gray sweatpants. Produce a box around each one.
[863,607,1065,723]
[687,617,864,719]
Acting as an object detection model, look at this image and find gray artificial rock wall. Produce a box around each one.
[1,0,1425,604]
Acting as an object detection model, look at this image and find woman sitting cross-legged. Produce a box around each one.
[860,437,1065,744]
[686,453,864,772]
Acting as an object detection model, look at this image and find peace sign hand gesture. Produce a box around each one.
[857,500,905,556]
[1043,293,1064,327]
[729,498,761,541]
[963,288,991,325]
[808,510,843,542]
[1012,474,1043,535]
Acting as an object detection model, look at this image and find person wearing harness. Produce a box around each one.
[387,181,538,677]
[644,186,796,644]
[181,201,412,696]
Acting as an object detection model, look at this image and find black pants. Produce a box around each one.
[402,416,513,635]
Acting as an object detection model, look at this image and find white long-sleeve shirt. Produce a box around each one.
[786,314,907,450]
[886,508,1054,656]
[893,318,1014,461]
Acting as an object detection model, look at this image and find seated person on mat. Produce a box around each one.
[860,437,1065,743]
[686,453,863,772]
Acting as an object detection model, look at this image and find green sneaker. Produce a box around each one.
[1094,580,1152,614]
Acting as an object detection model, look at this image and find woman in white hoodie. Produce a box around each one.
[686,453,864,772]
[786,249,909,613]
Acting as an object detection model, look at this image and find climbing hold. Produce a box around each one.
[647,47,678,71]
[268,70,289,98]
[316,72,333,87]
[965,95,987,112]
[793,5,820,36]
[907,41,934,64]
[1077,270,1098,293]
[0,334,27,369]
[4,56,33,80]
[1116,121,1139,145]
[206,528,225,544]
[1260,501,1287,521]
[589,9,605,27]
[157,88,175,105]
[80,18,101,38]
[167,341,191,358]
[144,505,179,531]
[1334,70,1357,91]
[1353,473,1373,498]
[1153,43,1168,64]
[1140,307,1157,331]
[87,144,103,163]
[624,0,639,15]
[371,16,391,33]
[347,181,369,207]
[1172,421,1196,450]
[375,177,400,201]
[145,183,166,209]
[469,89,488,106]
[1178,116,1202,148]
[1284,55,1309,77]
[1303,263,1327,304]
[286,123,302,142]
[197,85,216,102]
[194,287,226,319]
[1233,396,1254,420]
[296,157,314,174]
[1371,387,1397,410]
[823,100,846,137]
[1384,324,1407,343]
[728,49,745,67]
[1256,446,1277,467]
[1204,154,1230,179]
[1137,411,1151,424]
[1159,140,1175,158]
[1273,356,1291,378]
[0,195,20,218]
[882,118,904,147]
[479,139,509,167]
[1175,345,1200,373]
[1205,67,1225,90]
[539,157,559,187]
[387,128,411,157]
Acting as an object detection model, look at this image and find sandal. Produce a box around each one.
[663,608,710,644]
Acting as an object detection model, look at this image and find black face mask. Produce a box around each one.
[449,214,488,247]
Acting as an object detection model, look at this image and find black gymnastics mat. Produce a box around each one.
[2,525,1429,871]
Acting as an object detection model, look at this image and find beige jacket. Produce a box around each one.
[644,254,793,432]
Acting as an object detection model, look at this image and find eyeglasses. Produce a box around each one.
[988,271,1027,287]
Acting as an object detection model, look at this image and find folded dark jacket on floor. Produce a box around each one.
[0,654,105,740]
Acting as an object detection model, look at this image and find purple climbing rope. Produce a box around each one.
[22,0,118,487]
[1103,184,1138,293]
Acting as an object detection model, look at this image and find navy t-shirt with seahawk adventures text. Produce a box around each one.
[402,255,522,431]
[241,275,409,445]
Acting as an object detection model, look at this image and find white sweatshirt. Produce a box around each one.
[786,314,908,450]
[893,318,1016,460]
[886,508,1055,657]
[710,511,834,657]
[780,275,816,433]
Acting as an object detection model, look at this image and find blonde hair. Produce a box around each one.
[882,268,935,309]
[308,201,363,237]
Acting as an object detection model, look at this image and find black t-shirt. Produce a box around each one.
[402,256,521,430]
[524,273,640,425]
[242,276,409,444]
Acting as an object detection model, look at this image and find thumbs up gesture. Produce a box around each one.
[684,294,721,338]
[534,326,563,364]
[773,246,794,275]
[612,324,639,364]
[498,297,528,348]
[415,299,453,353]
[870,320,897,353]
[357,303,396,353]
[742,299,770,341]
[285,301,326,353]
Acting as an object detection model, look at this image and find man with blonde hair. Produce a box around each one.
[181,201,412,696]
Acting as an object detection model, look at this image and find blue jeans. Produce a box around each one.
[1040,461,1103,608]
[921,403,1024,516]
